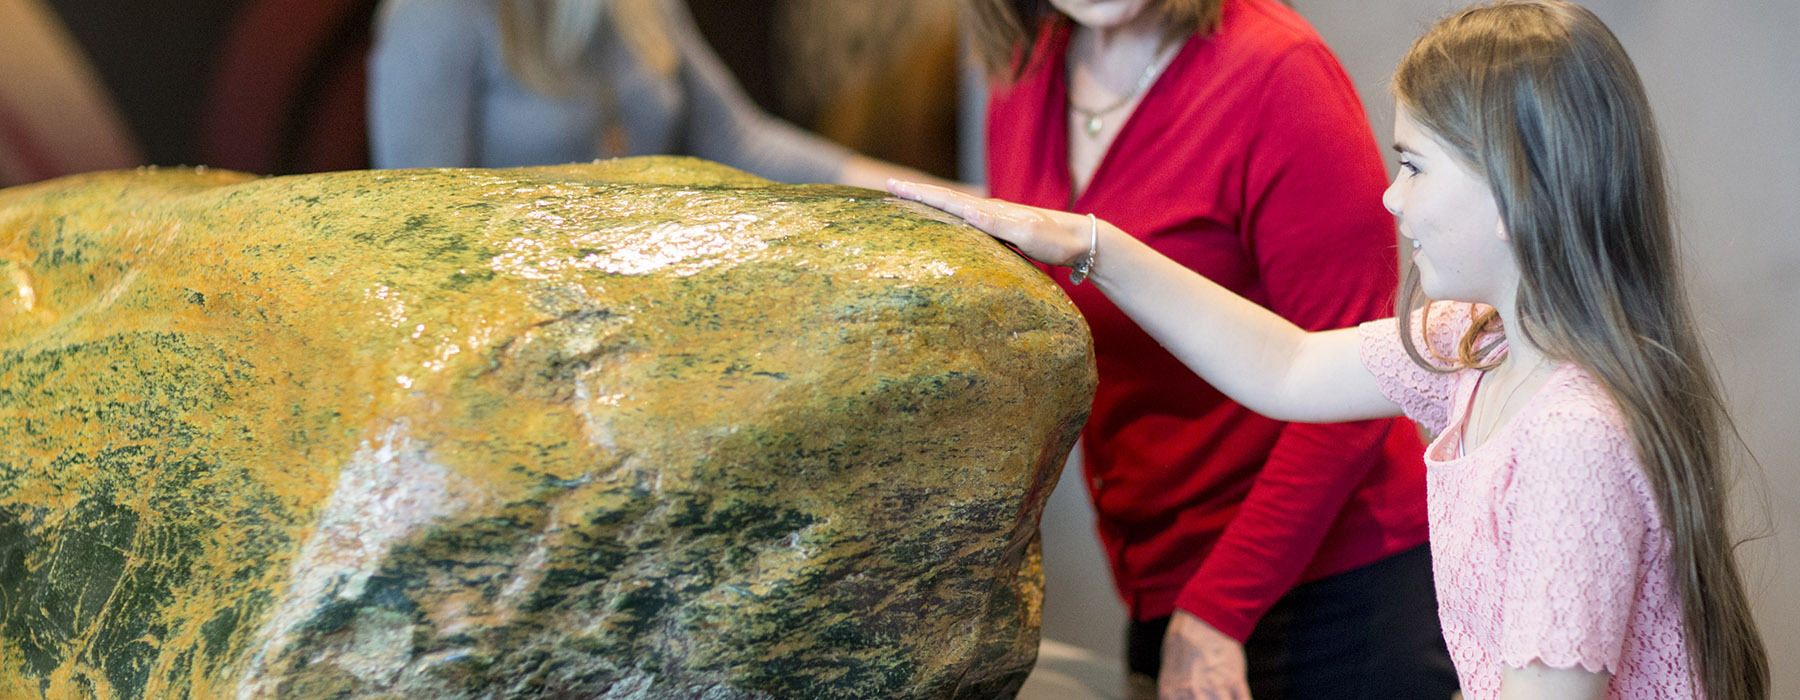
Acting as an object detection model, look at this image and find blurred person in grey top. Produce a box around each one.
[368,0,949,188]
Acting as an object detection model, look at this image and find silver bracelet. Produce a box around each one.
[1069,213,1098,285]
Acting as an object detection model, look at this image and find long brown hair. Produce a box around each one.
[1392,2,1768,698]
[961,0,1223,81]
[496,0,676,96]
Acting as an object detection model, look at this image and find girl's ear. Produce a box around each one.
[1496,218,1509,242]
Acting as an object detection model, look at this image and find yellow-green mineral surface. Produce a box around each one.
[0,158,1095,699]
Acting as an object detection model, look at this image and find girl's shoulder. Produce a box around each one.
[1518,367,1633,450]
[1508,366,1659,520]
[1357,302,1489,434]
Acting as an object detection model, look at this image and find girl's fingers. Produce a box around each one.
[887,179,982,219]
[887,178,1074,265]
[890,179,1026,231]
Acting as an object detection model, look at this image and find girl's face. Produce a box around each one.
[1047,0,1157,30]
[1383,105,1516,305]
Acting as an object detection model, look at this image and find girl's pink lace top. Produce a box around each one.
[1358,303,1697,699]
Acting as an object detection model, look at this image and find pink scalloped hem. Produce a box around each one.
[1501,650,1618,676]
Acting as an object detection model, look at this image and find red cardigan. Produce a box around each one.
[987,0,1430,641]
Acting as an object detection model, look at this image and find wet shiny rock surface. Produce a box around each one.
[0,158,1096,699]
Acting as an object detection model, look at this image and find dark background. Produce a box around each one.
[40,0,959,178]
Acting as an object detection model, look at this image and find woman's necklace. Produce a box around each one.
[1068,38,1180,138]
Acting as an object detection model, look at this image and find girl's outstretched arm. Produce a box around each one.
[1498,663,1610,700]
[888,180,1401,424]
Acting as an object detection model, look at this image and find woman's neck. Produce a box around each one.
[1073,13,1172,89]
[1064,12,1176,198]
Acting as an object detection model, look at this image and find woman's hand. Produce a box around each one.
[885,179,1093,269]
[1159,611,1251,700]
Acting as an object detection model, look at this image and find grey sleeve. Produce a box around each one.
[367,0,486,168]
[660,0,851,184]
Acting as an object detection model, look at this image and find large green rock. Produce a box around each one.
[0,158,1095,699]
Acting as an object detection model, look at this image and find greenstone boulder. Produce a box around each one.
[0,158,1095,699]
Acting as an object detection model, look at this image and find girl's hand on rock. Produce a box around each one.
[886,179,1091,269]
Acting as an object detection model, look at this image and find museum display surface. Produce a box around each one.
[0,157,1096,699]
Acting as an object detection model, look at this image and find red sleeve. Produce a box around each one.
[1174,41,1406,641]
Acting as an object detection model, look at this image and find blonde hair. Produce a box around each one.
[961,0,1223,81]
[496,0,677,96]
[1392,3,1768,698]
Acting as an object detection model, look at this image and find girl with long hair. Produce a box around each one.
[891,1,1769,698]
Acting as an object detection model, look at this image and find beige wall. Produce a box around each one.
[1033,1,1800,693]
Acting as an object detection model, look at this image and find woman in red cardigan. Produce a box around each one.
[962,0,1456,698]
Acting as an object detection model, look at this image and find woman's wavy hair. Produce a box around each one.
[962,0,1223,81]
[496,0,676,96]
[1392,2,1767,698]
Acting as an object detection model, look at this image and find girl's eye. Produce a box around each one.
[1398,158,1419,176]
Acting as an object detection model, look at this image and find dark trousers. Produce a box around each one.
[1127,544,1459,700]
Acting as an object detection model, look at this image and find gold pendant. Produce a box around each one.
[1084,114,1103,137]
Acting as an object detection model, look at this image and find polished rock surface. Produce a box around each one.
[0,158,1095,699]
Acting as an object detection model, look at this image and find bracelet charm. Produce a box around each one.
[1069,213,1098,285]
